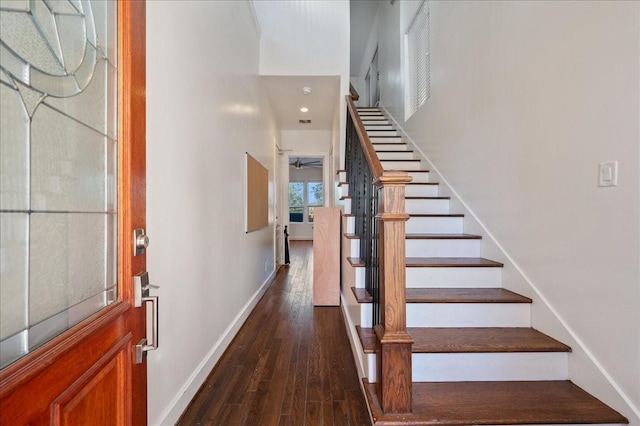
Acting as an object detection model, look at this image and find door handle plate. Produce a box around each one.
[134,272,159,364]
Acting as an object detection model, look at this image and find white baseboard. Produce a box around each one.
[152,270,277,426]
[340,292,366,380]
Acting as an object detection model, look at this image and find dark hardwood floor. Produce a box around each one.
[178,241,372,426]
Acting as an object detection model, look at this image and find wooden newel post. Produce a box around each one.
[374,171,413,414]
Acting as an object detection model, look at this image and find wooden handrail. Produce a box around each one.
[345,95,384,178]
[349,82,360,101]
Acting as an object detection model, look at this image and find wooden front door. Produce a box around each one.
[0,1,148,424]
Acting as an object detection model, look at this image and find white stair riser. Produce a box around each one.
[344,216,355,234]
[358,115,385,119]
[414,352,568,382]
[406,267,502,288]
[365,125,394,131]
[360,304,372,328]
[373,144,409,151]
[342,198,351,214]
[406,173,431,184]
[354,267,365,288]
[362,119,390,124]
[406,198,449,214]
[365,353,377,382]
[348,238,360,258]
[406,185,437,197]
[406,216,463,233]
[368,131,399,137]
[353,266,503,289]
[406,238,480,257]
[366,352,567,383]
[338,171,346,182]
[359,303,530,328]
[370,137,402,143]
[381,160,422,170]
[339,184,349,198]
[407,303,530,327]
[377,151,416,160]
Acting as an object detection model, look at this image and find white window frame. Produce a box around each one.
[288,180,323,223]
[404,0,430,121]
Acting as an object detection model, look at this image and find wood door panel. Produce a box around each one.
[0,304,131,425]
[52,334,131,425]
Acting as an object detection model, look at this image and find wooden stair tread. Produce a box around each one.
[356,326,571,353]
[409,213,464,217]
[364,379,629,425]
[409,327,571,353]
[347,257,503,268]
[347,257,365,267]
[409,288,531,303]
[406,257,503,267]
[351,287,531,304]
[372,141,407,144]
[405,196,449,200]
[344,232,482,240]
[405,233,481,239]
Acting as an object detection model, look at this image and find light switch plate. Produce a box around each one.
[598,161,618,187]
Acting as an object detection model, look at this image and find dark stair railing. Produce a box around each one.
[345,95,414,414]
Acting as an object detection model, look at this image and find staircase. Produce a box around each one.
[339,106,629,425]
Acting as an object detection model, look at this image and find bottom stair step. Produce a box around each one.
[363,379,629,425]
[357,326,571,353]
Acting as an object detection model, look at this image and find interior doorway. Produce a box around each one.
[287,156,324,241]
[369,47,379,107]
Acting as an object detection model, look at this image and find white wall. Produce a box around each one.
[146,2,279,424]
[253,0,350,168]
[363,0,640,422]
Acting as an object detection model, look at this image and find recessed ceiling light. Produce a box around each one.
[300,107,309,113]
[302,87,312,95]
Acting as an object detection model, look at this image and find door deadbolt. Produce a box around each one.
[134,228,149,256]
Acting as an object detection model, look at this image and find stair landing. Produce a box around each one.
[363,379,628,425]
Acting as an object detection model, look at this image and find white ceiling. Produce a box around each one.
[261,2,379,131]
[262,76,340,130]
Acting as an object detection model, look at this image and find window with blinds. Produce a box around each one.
[405,0,430,119]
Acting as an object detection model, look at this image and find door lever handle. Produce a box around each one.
[134,272,159,364]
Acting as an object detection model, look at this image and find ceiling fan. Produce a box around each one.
[289,157,323,169]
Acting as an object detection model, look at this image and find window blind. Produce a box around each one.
[406,0,430,117]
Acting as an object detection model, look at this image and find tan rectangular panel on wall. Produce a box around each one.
[313,207,341,306]
[245,153,269,232]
